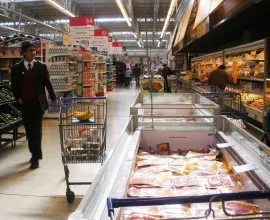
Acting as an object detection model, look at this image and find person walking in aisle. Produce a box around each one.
[11,41,58,169]
[133,64,141,87]
[125,68,132,86]
[162,64,171,92]
[208,65,233,91]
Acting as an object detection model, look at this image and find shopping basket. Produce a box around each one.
[59,97,107,203]
[107,190,270,220]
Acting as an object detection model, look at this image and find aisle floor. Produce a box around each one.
[0,86,139,220]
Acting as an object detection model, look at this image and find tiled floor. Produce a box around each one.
[0,86,139,220]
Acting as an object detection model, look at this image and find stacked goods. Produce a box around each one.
[120,149,260,219]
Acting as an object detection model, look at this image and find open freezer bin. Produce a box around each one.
[130,93,221,127]
[69,115,270,220]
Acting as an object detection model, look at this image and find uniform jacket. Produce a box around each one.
[11,60,56,112]
[208,69,232,90]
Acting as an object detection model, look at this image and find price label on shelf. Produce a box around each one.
[233,163,258,173]
[216,143,230,148]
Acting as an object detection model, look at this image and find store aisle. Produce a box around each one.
[0,86,139,220]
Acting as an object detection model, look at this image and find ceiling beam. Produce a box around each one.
[42,0,80,17]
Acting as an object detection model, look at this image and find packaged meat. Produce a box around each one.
[168,165,184,174]
[136,154,161,161]
[171,176,200,187]
[185,151,218,160]
[225,201,260,215]
[192,203,227,219]
[158,204,192,218]
[206,174,237,188]
[137,158,174,167]
[134,165,170,176]
[217,186,244,193]
[168,158,186,166]
[121,213,159,220]
[173,187,208,197]
[121,206,159,220]
[130,173,172,188]
[128,187,173,197]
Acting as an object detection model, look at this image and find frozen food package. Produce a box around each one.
[206,174,238,188]
[171,175,200,187]
[137,158,174,167]
[134,165,170,176]
[120,206,160,220]
[173,187,208,197]
[128,187,173,197]
[158,204,192,219]
[225,201,260,215]
[185,150,218,160]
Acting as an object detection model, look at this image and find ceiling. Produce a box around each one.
[0,0,178,53]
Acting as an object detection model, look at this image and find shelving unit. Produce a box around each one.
[191,39,270,125]
[0,83,25,148]
[44,44,82,118]
[82,52,107,97]
[106,58,115,92]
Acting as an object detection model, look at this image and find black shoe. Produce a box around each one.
[29,157,34,163]
[30,161,39,169]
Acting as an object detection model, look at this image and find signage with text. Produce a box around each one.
[111,42,123,54]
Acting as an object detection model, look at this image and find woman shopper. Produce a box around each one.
[125,68,132,86]
[11,41,58,169]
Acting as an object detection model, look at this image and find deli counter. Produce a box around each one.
[69,115,270,220]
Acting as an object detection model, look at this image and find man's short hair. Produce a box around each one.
[22,41,35,52]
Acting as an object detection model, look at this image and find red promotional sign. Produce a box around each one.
[108,36,113,42]
[94,29,108,36]
[69,16,94,26]
[112,42,123,47]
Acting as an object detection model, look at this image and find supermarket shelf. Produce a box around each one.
[83,60,106,64]
[0,56,22,59]
[238,77,264,82]
[83,84,94,87]
[246,59,264,62]
[243,104,263,114]
[83,72,95,74]
[68,74,80,77]
[54,89,70,92]
[0,68,9,70]
[48,54,70,58]
[50,76,67,79]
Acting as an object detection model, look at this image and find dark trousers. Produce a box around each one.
[125,77,131,85]
[135,77,140,86]
[20,100,43,161]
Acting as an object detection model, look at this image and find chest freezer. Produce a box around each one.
[69,115,270,220]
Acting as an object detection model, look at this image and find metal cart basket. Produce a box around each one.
[59,97,107,203]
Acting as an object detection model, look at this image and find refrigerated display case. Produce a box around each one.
[191,39,270,125]
[68,115,270,220]
[130,93,220,127]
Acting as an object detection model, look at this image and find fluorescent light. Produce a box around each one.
[137,41,141,47]
[44,0,75,17]
[114,0,132,26]
[157,41,161,47]
[161,0,177,38]
[133,32,138,38]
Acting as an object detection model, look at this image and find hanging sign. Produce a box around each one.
[111,42,123,54]
[107,36,113,54]
[88,29,109,51]
[69,16,95,42]
[232,60,237,84]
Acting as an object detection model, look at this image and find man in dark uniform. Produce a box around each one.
[133,64,141,87]
[162,64,171,92]
[11,41,57,169]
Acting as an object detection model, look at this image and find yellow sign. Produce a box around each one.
[141,79,164,93]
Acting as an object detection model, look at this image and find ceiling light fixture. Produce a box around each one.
[157,41,161,47]
[114,0,132,26]
[137,41,141,47]
[44,0,75,17]
[160,0,177,38]
[133,32,138,39]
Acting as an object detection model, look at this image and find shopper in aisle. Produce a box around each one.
[162,64,171,92]
[125,68,132,86]
[133,64,141,87]
[11,41,58,169]
[208,65,233,90]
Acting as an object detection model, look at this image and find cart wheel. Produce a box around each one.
[66,191,75,203]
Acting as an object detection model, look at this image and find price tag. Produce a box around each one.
[217,143,230,148]
[233,164,258,173]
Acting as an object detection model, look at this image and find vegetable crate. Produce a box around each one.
[59,97,107,203]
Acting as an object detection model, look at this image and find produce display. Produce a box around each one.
[225,50,264,80]
[191,57,222,82]
[120,147,261,219]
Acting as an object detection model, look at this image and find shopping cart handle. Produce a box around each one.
[107,190,270,216]
[60,97,107,101]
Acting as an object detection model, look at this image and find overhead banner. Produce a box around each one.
[89,29,109,51]
[69,16,94,42]
[111,42,123,54]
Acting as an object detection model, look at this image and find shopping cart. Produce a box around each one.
[107,190,270,220]
[59,97,107,203]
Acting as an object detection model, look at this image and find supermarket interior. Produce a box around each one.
[1,0,270,220]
